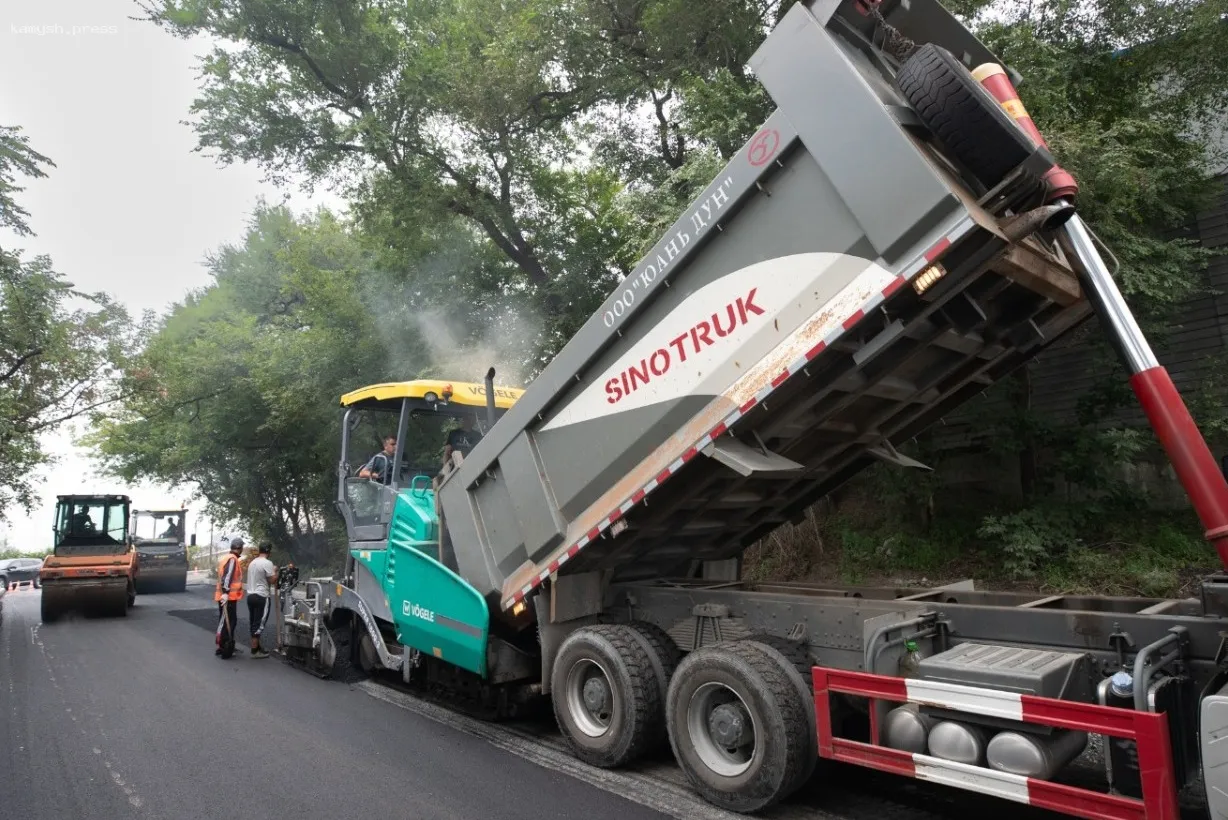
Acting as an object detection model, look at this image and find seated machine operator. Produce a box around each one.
[358,435,397,484]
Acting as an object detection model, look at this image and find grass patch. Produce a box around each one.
[742,484,1217,598]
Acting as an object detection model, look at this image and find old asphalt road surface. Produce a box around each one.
[0,581,1087,820]
[0,581,677,820]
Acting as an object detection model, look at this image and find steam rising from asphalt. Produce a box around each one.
[357,254,546,388]
[409,306,543,387]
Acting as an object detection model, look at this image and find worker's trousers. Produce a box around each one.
[216,599,238,652]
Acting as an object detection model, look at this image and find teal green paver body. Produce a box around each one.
[351,487,489,676]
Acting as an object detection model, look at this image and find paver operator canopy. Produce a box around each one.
[335,376,525,544]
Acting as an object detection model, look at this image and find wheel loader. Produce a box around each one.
[40,494,138,621]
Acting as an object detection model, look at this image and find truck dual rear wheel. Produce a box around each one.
[666,640,814,813]
[551,624,665,768]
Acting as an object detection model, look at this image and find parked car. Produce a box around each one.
[0,557,44,588]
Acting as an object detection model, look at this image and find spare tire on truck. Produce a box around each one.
[895,43,1038,193]
[665,640,815,813]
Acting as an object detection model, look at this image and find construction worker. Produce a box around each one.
[245,543,278,659]
[214,537,245,659]
[358,435,397,483]
[444,413,483,459]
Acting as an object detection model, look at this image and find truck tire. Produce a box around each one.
[742,635,818,793]
[666,640,812,813]
[41,596,59,624]
[627,620,683,748]
[896,43,1037,192]
[551,624,661,768]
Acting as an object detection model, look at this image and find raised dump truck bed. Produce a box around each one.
[439,0,1092,612]
[281,0,1228,815]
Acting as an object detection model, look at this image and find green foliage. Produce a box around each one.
[0,126,138,517]
[977,505,1087,579]
[0,125,54,238]
[135,0,775,355]
[86,205,396,562]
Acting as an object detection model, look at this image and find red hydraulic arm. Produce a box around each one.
[972,63,1228,569]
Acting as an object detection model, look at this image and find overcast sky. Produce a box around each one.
[1,0,343,551]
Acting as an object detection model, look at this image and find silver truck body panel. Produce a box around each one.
[439,0,1091,611]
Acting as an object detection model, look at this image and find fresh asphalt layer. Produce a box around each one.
[0,580,1092,820]
[0,581,671,820]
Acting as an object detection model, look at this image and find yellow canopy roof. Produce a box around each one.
[339,379,525,410]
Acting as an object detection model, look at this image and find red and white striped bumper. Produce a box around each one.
[812,666,1181,820]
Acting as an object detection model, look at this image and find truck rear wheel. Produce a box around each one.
[552,624,662,768]
[743,636,818,793]
[666,641,812,813]
[627,620,683,749]
[41,595,60,623]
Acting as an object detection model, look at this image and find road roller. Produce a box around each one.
[39,494,138,622]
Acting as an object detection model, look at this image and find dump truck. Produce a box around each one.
[40,494,138,621]
[130,507,189,593]
[276,0,1228,816]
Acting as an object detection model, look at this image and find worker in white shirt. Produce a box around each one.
[245,543,279,659]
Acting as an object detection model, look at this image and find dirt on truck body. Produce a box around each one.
[277,0,1228,817]
[40,494,137,621]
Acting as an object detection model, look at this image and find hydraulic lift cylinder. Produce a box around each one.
[973,63,1228,568]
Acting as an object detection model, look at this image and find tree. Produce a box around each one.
[88,205,403,561]
[135,0,778,352]
[0,126,137,516]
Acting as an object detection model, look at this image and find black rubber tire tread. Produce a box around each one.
[551,623,661,768]
[742,635,818,793]
[625,620,684,748]
[666,640,812,813]
[896,43,1035,192]
[40,596,59,623]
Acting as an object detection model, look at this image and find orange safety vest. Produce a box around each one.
[214,553,244,602]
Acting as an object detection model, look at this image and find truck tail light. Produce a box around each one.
[912,264,947,295]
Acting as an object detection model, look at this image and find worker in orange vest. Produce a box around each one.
[215,537,246,659]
